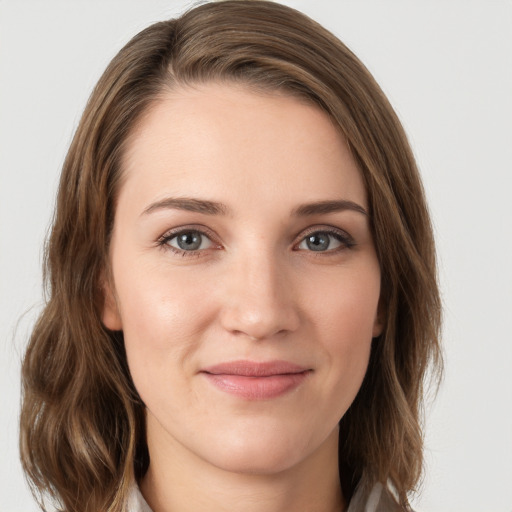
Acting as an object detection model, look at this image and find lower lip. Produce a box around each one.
[202,372,310,400]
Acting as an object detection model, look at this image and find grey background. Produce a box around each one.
[1,1,511,510]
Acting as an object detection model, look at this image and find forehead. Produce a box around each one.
[119,82,366,214]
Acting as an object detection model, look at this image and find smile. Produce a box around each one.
[200,360,312,400]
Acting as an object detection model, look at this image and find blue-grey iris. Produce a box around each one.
[177,232,202,250]
[306,232,330,251]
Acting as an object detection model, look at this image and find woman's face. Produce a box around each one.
[103,83,382,475]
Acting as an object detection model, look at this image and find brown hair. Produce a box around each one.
[20,1,442,511]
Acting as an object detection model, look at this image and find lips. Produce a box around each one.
[200,360,311,400]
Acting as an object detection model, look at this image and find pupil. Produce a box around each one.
[177,232,201,250]
[307,233,329,251]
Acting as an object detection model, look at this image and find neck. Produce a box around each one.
[140,421,345,512]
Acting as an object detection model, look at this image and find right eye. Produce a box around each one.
[163,230,213,252]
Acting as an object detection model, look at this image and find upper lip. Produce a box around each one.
[201,360,310,377]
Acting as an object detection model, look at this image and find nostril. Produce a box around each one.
[230,328,292,342]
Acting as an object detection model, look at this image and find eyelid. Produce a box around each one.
[157,225,222,253]
[156,224,355,256]
[293,225,355,250]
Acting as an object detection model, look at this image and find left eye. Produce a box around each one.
[297,231,345,252]
[167,230,213,251]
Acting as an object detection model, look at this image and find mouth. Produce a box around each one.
[200,360,312,400]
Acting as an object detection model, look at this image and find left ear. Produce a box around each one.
[372,297,386,338]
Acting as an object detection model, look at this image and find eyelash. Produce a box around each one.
[156,225,356,257]
[297,226,356,253]
[156,225,219,258]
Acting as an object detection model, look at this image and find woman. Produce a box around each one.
[19,1,442,511]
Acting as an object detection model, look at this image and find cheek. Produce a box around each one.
[115,252,216,334]
[112,257,218,395]
[311,261,380,342]
[307,263,380,409]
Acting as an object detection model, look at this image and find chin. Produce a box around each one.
[207,444,301,476]
[197,421,332,477]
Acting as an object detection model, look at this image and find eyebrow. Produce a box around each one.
[142,197,229,216]
[141,197,368,217]
[292,200,368,217]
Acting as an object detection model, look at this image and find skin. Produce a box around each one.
[103,82,383,512]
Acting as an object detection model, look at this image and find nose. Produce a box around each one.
[218,249,300,341]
